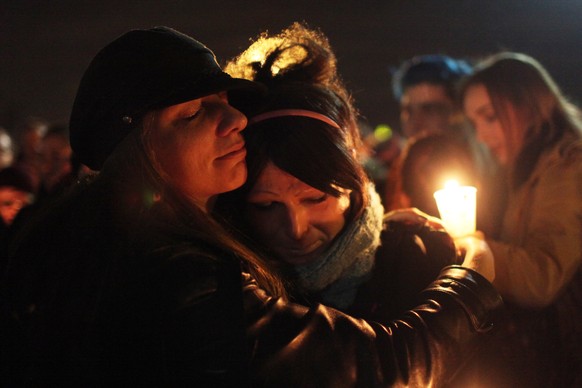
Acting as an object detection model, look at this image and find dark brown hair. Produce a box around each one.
[219,23,369,226]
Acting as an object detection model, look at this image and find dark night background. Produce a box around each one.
[1,0,581,135]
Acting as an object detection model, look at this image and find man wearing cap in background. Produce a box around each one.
[0,27,502,386]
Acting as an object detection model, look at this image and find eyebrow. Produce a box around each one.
[248,186,321,198]
[247,188,279,197]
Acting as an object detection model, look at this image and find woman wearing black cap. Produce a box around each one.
[1,26,501,386]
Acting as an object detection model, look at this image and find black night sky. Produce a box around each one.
[1,0,581,134]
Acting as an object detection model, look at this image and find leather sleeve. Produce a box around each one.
[356,221,459,320]
[243,265,502,387]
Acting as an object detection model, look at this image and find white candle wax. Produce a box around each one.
[433,181,477,238]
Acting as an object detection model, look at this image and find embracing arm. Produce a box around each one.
[154,246,500,386]
[358,215,459,320]
[244,266,501,387]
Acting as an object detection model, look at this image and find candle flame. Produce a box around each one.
[434,180,477,238]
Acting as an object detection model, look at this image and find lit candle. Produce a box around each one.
[433,180,477,238]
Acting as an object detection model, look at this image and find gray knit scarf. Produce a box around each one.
[294,184,384,309]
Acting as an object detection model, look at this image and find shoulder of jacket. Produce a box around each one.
[536,135,582,174]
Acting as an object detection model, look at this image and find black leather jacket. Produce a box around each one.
[0,179,502,387]
[244,266,500,387]
[346,219,460,321]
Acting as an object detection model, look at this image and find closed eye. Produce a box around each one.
[304,194,328,204]
[249,201,275,210]
[184,107,204,121]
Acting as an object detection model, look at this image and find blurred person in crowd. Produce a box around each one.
[0,128,14,168]
[0,26,502,386]
[37,123,74,200]
[457,52,582,387]
[12,117,48,193]
[0,167,35,228]
[360,123,405,202]
[6,123,80,248]
[390,133,477,217]
[0,166,35,275]
[385,55,502,236]
[371,54,473,186]
[217,23,467,321]
[392,54,472,139]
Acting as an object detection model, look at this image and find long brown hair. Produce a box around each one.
[102,113,287,298]
[461,52,582,188]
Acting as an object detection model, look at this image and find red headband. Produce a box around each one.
[248,109,340,129]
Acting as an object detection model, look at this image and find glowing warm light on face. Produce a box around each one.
[434,179,477,238]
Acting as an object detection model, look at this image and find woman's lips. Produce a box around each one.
[288,240,322,256]
[217,143,246,160]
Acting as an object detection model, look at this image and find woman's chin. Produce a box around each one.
[282,255,318,267]
[280,243,327,267]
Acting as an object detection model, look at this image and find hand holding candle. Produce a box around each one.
[433,180,477,238]
[455,232,495,282]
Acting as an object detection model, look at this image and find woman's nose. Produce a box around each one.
[217,102,248,137]
[286,207,309,240]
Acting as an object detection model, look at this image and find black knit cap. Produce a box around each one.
[70,26,263,170]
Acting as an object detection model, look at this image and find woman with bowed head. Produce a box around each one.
[458,52,582,387]
[217,23,476,319]
[214,21,498,383]
[2,26,500,387]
